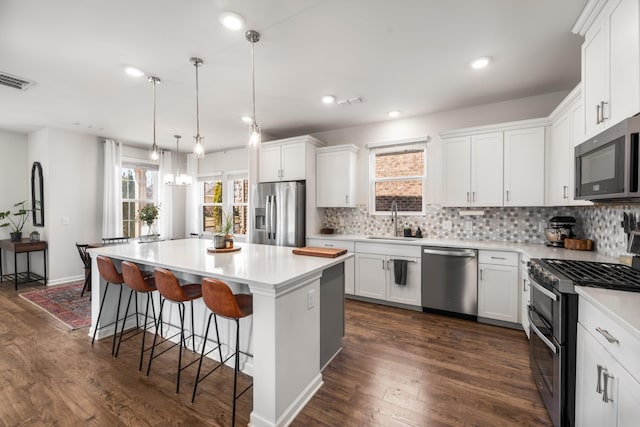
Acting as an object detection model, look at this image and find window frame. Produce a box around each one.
[121,161,159,238]
[199,170,248,240]
[368,143,427,215]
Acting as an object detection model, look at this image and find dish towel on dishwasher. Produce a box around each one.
[393,259,408,285]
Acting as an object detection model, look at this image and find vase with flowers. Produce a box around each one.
[137,203,160,242]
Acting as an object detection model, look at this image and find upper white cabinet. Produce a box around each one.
[316,144,359,208]
[575,0,640,139]
[440,119,546,207]
[258,135,324,183]
[504,127,545,206]
[546,86,593,206]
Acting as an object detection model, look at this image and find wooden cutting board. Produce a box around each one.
[292,246,347,258]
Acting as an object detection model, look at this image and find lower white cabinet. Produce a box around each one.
[306,238,355,295]
[576,298,640,427]
[354,242,421,307]
[478,251,519,324]
[520,256,531,338]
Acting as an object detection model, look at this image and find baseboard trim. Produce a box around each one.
[47,275,84,286]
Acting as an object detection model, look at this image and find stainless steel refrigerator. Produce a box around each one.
[251,181,305,247]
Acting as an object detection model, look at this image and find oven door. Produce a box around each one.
[529,276,561,338]
[529,306,562,427]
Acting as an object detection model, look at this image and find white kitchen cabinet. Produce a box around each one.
[478,250,519,324]
[258,135,324,183]
[576,296,640,427]
[576,0,640,139]
[307,238,355,295]
[546,86,593,207]
[520,255,531,338]
[504,127,545,206]
[442,133,503,207]
[316,144,359,208]
[354,242,421,307]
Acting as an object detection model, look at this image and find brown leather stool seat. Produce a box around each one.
[146,267,202,394]
[115,261,159,370]
[93,255,136,356]
[191,278,253,426]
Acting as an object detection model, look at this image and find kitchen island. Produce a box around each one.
[88,239,352,427]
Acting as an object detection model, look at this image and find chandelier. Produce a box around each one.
[164,135,192,186]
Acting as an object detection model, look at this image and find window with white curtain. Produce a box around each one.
[199,171,248,236]
[121,163,158,237]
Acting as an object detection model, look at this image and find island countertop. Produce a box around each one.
[88,239,353,291]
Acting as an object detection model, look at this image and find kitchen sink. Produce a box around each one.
[366,235,416,241]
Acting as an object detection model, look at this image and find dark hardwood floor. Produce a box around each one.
[0,281,551,426]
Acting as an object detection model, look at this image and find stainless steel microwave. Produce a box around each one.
[575,116,640,201]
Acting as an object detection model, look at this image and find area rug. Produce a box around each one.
[19,282,91,330]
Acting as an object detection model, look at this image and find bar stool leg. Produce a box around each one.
[111,285,124,356]
[146,298,165,376]
[115,289,135,357]
[191,312,213,403]
[176,302,185,394]
[190,300,197,353]
[91,282,111,346]
[232,318,240,427]
[139,293,153,371]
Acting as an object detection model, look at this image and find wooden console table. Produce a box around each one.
[0,239,48,290]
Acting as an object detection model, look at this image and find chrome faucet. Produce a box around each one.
[391,200,400,237]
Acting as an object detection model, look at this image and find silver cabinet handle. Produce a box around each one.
[506,190,510,202]
[596,104,601,124]
[480,269,483,280]
[602,370,614,403]
[563,185,568,199]
[323,244,334,247]
[386,260,390,270]
[600,101,608,122]
[382,259,385,270]
[596,364,604,394]
[523,278,528,292]
[466,192,470,203]
[596,327,619,344]
[472,191,476,202]
[345,195,349,204]
[491,256,506,260]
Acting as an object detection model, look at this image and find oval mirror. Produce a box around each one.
[31,161,44,226]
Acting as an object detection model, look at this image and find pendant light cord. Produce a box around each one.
[251,39,256,122]
[195,61,200,137]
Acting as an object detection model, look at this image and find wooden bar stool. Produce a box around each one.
[75,243,91,297]
[147,267,202,394]
[93,256,137,356]
[115,261,159,370]
[191,278,253,427]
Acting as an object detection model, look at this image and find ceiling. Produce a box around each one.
[0,0,586,151]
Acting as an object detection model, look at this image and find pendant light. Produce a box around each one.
[191,57,205,158]
[164,135,193,186]
[246,30,261,146]
[149,76,161,161]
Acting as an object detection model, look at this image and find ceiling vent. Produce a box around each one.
[0,71,36,91]
[336,97,364,107]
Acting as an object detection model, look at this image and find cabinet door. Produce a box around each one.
[504,127,544,206]
[386,257,421,306]
[547,115,572,206]
[442,137,471,206]
[355,253,387,299]
[478,264,519,323]
[344,256,355,295]
[576,324,619,427]
[617,361,640,427]
[317,150,350,207]
[281,142,306,180]
[583,19,607,138]
[259,145,282,182]
[471,132,504,206]
[607,0,640,126]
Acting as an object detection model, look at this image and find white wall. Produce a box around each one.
[32,128,103,284]
[312,90,569,205]
[198,147,249,175]
[0,129,29,275]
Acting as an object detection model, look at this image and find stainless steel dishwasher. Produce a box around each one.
[421,246,478,318]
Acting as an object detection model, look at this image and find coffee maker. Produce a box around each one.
[544,216,576,247]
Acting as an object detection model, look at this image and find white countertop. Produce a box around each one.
[575,286,640,341]
[88,239,353,290]
[308,234,618,263]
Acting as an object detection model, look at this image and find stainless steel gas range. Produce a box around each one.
[527,258,640,427]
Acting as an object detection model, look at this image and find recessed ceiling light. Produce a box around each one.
[241,116,253,123]
[124,66,145,77]
[322,95,336,104]
[219,11,245,31]
[388,110,401,118]
[470,56,491,69]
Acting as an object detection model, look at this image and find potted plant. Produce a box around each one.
[137,203,160,241]
[222,210,234,248]
[0,200,30,241]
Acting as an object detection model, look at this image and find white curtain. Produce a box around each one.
[157,151,173,240]
[185,154,199,236]
[102,139,123,238]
